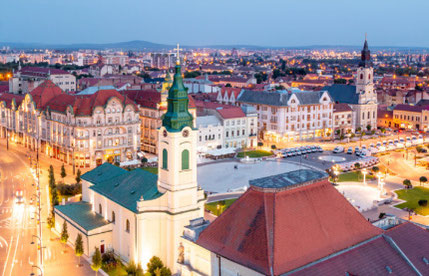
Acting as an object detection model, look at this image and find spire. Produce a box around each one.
[359,34,371,68]
[162,45,193,132]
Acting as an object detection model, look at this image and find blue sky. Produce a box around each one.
[1,0,428,47]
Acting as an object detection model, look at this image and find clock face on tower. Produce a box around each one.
[163,130,168,137]
[183,129,189,137]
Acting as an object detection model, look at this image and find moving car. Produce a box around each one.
[15,190,24,204]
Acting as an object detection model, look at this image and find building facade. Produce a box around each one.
[9,66,76,93]
[392,104,429,131]
[0,80,141,168]
[237,89,334,142]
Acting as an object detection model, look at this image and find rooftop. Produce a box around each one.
[55,202,111,232]
[249,169,328,191]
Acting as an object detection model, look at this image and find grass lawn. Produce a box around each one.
[236,150,272,158]
[140,167,158,175]
[395,187,429,216]
[205,199,237,216]
[104,265,128,276]
[336,171,375,182]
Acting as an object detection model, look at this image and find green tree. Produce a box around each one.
[60,164,66,180]
[75,233,84,266]
[91,247,102,276]
[147,256,171,276]
[225,83,232,87]
[420,176,428,186]
[60,220,69,248]
[47,215,55,229]
[372,166,379,173]
[366,125,371,131]
[76,169,82,184]
[49,165,56,189]
[418,199,428,207]
[403,179,412,189]
[125,260,144,276]
[51,187,59,207]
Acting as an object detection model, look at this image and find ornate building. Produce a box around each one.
[54,50,205,273]
[0,80,141,167]
[324,37,378,131]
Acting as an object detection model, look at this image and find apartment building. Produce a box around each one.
[9,66,76,94]
[0,80,141,168]
[392,104,429,131]
[237,89,334,142]
[333,103,354,134]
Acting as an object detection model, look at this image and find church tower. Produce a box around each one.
[157,44,204,271]
[160,70,172,110]
[355,35,377,130]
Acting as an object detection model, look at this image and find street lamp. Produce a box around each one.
[376,172,384,197]
[362,168,368,185]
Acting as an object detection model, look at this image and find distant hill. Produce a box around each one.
[0,40,428,51]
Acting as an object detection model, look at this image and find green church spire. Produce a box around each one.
[162,44,193,132]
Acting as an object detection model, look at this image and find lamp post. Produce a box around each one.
[376,172,384,197]
[362,168,368,185]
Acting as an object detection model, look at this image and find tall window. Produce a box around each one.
[99,204,102,215]
[111,211,115,224]
[182,149,189,170]
[162,149,168,170]
[125,219,130,233]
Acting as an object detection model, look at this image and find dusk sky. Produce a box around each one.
[2,0,428,47]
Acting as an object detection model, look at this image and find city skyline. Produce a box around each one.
[2,0,429,47]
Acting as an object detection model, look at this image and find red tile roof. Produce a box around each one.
[196,178,382,275]
[0,93,24,109]
[216,107,245,119]
[385,222,429,274]
[220,87,241,98]
[28,80,136,115]
[333,103,352,113]
[289,236,417,276]
[394,104,427,112]
[122,89,161,109]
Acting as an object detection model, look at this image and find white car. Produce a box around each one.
[333,146,344,153]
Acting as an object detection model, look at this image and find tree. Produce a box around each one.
[225,83,232,87]
[47,215,55,229]
[366,125,372,131]
[147,256,171,276]
[91,247,102,276]
[378,212,386,219]
[60,220,69,248]
[75,233,84,266]
[141,157,148,166]
[125,260,144,276]
[372,166,379,173]
[271,145,277,150]
[51,187,59,207]
[354,162,361,170]
[356,127,362,133]
[420,176,428,186]
[49,165,56,189]
[76,169,82,184]
[60,164,66,180]
[403,179,412,189]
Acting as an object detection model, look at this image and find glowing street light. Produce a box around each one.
[376,172,384,197]
[362,168,368,185]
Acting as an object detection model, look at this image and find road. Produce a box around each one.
[0,148,39,276]
[0,141,96,276]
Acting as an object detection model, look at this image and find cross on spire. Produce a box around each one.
[176,43,183,65]
[365,32,367,41]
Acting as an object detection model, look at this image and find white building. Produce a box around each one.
[0,80,141,168]
[196,115,223,151]
[54,58,205,274]
[9,65,76,94]
[237,89,334,142]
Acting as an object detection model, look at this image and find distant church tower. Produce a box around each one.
[355,35,377,130]
[157,44,205,272]
[160,70,173,109]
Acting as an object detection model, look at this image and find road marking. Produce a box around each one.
[9,232,20,276]
[0,236,8,248]
[2,236,13,276]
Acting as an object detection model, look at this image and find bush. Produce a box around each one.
[418,199,428,207]
[102,250,119,271]
[56,183,82,196]
[147,256,171,276]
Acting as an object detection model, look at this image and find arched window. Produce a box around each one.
[99,204,102,215]
[360,74,363,80]
[368,74,371,80]
[111,211,115,224]
[162,149,168,170]
[125,219,130,233]
[182,149,189,170]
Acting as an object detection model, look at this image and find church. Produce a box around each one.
[54,49,205,272]
[324,37,378,131]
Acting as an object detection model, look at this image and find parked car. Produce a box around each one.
[347,147,353,154]
[333,146,344,153]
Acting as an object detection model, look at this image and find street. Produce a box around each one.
[0,140,96,276]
